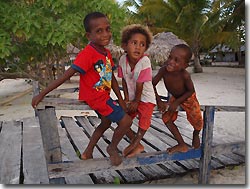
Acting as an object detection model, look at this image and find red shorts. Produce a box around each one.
[162,93,203,131]
[129,102,155,131]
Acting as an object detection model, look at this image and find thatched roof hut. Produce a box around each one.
[146,32,187,65]
[105,40,124,60]
[67,32,186,66]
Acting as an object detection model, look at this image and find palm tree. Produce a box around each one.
[124,0,244,73]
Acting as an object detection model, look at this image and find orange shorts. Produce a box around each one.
[162,93,203,131]
[129,102,155,131]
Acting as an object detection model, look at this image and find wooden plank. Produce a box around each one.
[32,81,40,116]
[64,175,94,184]
[37,107,62,163]
[0,121,22,184]
[22,117,50,184]
[57,126,79,162]
[200,105,245,112]
[153,105,245,114]
[151,116,195,145]
[48,87,79,95]
[177,159,200,170]
[212,142,245,156]
[212,154,239,165]
[48,149,202,179]
[61,116,122,184]
[76,116,144,183]
[109,117,187,177]
[85,116,174,182]
[159,162,187,174]
[223,153,245,164]
[60,116,100,158]
[37,98,91,110]
[56,120,94,184]
[130,119,188,175]
[76,116,125,184]
[86,116,166,182]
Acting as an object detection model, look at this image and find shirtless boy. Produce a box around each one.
[153,44,203,154]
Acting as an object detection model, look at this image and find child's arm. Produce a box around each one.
[152,67,167,112]
[128,82,143,113]
[121,78,129,103]
[111,73,126,110]
[31,67,77,108]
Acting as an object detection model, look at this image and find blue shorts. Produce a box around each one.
[95,98,125,123]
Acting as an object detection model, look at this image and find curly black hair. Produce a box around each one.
[121,24,153,50]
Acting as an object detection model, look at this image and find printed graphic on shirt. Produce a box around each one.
[93,57,112,91]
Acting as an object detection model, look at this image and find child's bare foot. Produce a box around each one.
[107,145,122,166]
[123,144,134,157]
[81,152,93,160]
[166,144,188,154]
[126,144,144,158]
[192,130,201,149]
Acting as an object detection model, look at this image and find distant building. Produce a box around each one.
[209,44,245,66]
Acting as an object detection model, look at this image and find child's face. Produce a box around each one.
[165,47,188,72]
[124,33,147,62]
[86,17,111,48]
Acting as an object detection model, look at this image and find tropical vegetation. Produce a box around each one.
[0,0,127,86]
[122,0,245,72]
[0,0,245,85]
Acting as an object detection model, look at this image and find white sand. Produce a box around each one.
[0,67,246,186]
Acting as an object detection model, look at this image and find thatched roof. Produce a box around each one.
[146,32,187,64]
[67,43,80,55]
[105,40,124,60]
[66,32,186,64]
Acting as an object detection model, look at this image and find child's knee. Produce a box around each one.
[119,113,132,127]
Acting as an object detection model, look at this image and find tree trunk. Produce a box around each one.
[193,49,203,73]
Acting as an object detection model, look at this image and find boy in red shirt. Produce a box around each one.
[32,12,132,166]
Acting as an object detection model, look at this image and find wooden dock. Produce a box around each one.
[0,83,245,184]
[0,107,245,184]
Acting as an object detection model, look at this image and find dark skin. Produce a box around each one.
[121,33,148,157]
[153,47,200,154]
[32,16,132,166]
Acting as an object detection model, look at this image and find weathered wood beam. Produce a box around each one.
[36,107,62,164]
[199,106,215,184]
[48,148,202,179]
[36,98,91,110]
[199,105,245,112]
[36,97,245,112]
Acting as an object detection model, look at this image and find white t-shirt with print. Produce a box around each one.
[118,54,156,105]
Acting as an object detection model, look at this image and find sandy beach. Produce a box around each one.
[0,66,246,187]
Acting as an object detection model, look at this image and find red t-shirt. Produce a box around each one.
[71,43,115,104]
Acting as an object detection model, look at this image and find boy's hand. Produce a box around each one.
[117,98,127,112]
[168,101,178,112]
[157,99,167,113]
[31,94,44,108]
[127,101,139,113]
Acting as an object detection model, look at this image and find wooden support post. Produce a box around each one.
[36,106,62,164]
[198,106,215,184]
[32,81,39,116]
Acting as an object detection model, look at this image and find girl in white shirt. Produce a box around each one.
[118,24,156,158]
